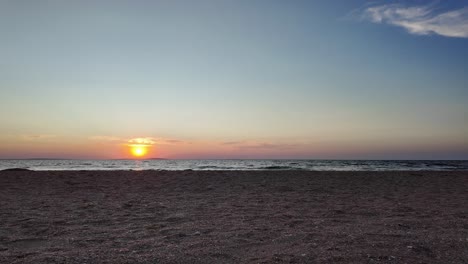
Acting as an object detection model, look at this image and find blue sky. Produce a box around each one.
[0,0,467,159]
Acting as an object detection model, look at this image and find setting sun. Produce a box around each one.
[130,145,147,157]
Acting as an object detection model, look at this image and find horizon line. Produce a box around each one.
[1,158,467,161]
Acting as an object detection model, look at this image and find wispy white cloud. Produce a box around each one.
[127,137,187,146]
[361,4,468,38]
[90,136,187,146]
[127,137,156,146]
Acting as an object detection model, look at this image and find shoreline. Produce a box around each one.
[2,160,467,172]
[3,168,468,172]
[1,170,467,263]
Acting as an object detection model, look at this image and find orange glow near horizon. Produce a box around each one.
[1,135,467,160]
[130,145,147,158]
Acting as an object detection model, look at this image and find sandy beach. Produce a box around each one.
[0,170,467,263]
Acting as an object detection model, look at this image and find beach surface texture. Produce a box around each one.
[0,170,467,263]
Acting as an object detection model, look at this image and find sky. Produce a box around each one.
[0,0,467,159]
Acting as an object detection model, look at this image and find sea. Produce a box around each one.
[1,159,468,171]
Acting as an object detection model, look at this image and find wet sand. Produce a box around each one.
[0,170,467,263]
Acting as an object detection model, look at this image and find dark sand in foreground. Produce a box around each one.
[0,170,467,263]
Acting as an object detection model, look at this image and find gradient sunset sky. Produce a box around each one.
[0,0,467,159]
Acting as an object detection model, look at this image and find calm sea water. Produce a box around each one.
[1,159,467,171]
